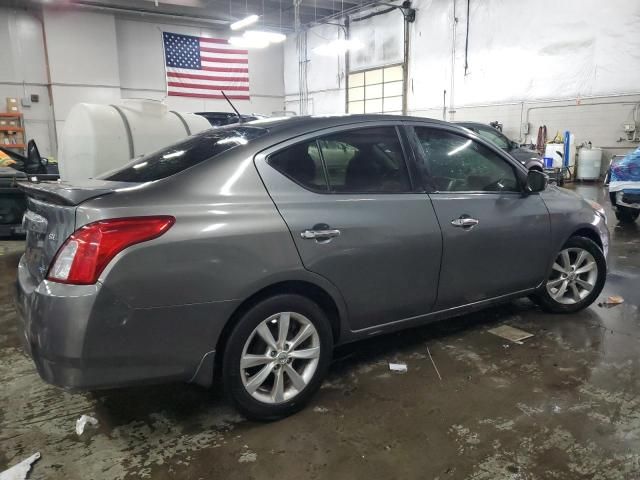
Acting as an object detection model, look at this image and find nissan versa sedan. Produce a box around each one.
[15,115,608,420]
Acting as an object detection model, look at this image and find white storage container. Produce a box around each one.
[58,99,211,182]
[544,144,564,169]
[576,147,602,180]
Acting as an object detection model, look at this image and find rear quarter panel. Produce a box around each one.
[75,149,304,308]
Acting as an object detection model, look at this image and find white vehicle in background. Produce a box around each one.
[606,147,640,224]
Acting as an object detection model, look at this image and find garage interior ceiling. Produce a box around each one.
[0,0,384,29]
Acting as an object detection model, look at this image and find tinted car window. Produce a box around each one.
[473,126,510,149]
[318,127,410,193]
[103,126,266,182]
[269,141,327,191]
[414,127,519,192]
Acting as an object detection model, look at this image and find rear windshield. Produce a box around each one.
[102,126,267,182]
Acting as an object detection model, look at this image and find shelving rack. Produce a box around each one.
[0,112,26,153]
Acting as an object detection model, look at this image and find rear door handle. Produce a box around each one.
[451,217,479,228]
[301,229,341,241]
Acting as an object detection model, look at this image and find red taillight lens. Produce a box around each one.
[47,216,175,285]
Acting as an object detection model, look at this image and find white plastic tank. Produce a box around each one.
[58,99,211,182]
[577,147,603,180]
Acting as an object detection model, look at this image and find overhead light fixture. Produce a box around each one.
[230,14,259,31]
[228,36,269,49]
[244,30,286,43]
[312,39,364,56]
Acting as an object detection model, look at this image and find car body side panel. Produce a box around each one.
[428,192,551,309]
[539,186,610,274]
[253,124,443,331]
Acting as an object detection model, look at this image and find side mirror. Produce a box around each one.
[526,169,548,193]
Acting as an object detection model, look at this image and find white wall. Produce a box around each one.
[0,9,55,156]
[0,5,285,157]
[284,0,640,170]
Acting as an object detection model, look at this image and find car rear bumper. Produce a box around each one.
[14,255,238,390]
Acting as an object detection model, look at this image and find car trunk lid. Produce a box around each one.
[19,179,127,283]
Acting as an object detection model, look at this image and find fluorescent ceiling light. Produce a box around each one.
[230,14,259,30]
[244,30,286,43]
[312,39,364,56]
[228,36,269,49]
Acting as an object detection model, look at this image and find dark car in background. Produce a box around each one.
[0,143,58,237]
[457,122,544,171]
[15,115,608,420]
[195,111,265,127]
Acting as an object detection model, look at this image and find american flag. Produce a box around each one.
[162,32,250,100]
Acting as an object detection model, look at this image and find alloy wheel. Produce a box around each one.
[240,312,320,404]
[546,247,598,305]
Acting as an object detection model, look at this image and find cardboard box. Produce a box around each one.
[6,97,19,112]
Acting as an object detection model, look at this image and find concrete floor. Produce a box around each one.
[1,184,639,480]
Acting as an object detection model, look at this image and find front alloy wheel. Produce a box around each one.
[546,248,598,304]
[534,236,606,313]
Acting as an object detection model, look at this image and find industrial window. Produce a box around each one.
[347,65,404,115]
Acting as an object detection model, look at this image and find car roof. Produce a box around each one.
[239,114,455,136]
[454,121,493,129]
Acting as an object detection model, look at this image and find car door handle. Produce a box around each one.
[451,217,479,228]
[301,229,341,241]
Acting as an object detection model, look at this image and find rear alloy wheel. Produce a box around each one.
[615,206,639,224]
[223,294,332,420]
[534,236,606,313]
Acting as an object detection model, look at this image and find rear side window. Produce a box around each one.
[268,126,411,193]
[319,127,410,193]
[268,140,327,191]
[103,126,266,182]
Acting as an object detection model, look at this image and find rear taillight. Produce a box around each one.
[47,216,175,285]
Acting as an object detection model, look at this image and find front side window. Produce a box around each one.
[473,126,510,150]
[414,127,519,193]
[268,126,411,194]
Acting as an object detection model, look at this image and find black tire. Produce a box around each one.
[222,294,333,421]
[615,206,639,224]
[533,236,606,314]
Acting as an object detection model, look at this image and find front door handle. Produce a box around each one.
[301,229,341,241]
[451,216,479,229]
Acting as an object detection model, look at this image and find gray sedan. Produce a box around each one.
[15,115,608,420]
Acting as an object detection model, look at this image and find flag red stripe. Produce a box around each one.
[168,82,249,91]
[200,46,248,55]
[201,57,248,64]
[201,66,249,73]
[198,37,229,44]
[168,72,248,82]
[168,91,250,100]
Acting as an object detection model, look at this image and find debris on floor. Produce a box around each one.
[427,347,442,381]
[75,414,99,436]
[0,452,40,480]
[598,295,624,307]
[488,325,534,345]
[313,406,329,414]
[389,362,408,373]
[238,448,257,463]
